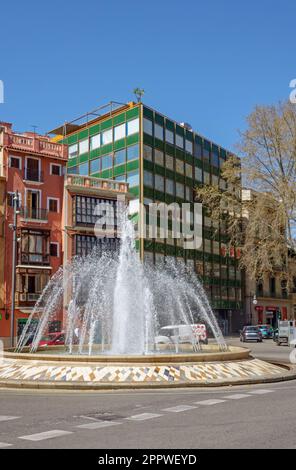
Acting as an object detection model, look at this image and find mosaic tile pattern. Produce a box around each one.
[0,358,286,385]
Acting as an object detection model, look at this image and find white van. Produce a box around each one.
[155,324,208,348]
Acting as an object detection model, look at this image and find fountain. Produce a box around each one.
[0,207,292,389]
[15,208,227,356]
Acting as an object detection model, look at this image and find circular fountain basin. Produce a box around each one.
[0,346,294,390]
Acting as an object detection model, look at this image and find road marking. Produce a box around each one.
[248,389,274,395]
[223,394,252,400]
[0,416,20,422]
[194,399,226,406]
[0,442,12,448]
[18,430,73,441]
[162,405,197,413]
[126,413,163,421]
[77,421,122,429]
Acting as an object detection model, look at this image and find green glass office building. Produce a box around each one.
[53,101,243,334]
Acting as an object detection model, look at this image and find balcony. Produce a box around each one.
[6,134,67,160]
[24,168,44,183]
[20,207,48,222]
[65,174,130,197]
[15,292,40,305]
[20,253,50,266]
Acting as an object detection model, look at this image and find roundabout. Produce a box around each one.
[0,345,294,390]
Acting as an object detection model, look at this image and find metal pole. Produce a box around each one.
[10,191,19,348]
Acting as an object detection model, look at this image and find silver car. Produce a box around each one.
[240,326,263,342]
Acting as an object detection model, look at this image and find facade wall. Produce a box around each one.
[245,272,296,327]
[0,123,67,346]
[60,102,243,333]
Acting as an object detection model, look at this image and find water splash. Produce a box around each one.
[16,209,227,355]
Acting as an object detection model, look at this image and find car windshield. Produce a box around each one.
[246,327,258,331]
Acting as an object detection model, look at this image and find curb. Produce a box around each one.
[0,361,295,391]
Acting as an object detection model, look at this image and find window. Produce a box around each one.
[154,123,163,140]
[212,150,219,167]
[154,149,164,166]
[143,118,153,136]
[166,179,174,195]
[165,154,174,171]
[90,158,101,174]
[78,162,89,175]
[79,139,89,155]
[195,167,202,182]
[7,192,22,208]
[155,174,164,192]
[185,139,193,154]
[90,134,101,150]
[75,234,120,257]
[127,144,138,161]
[203,147,210,162]
[185,163,192,178]
[9,156,21,169]
[7,192,14,207]
[48,198,59,213]
[185,186,192,201]
[256,281,264,296]
[20,229,49,265]
[144,170,153,187]
[114,149,126,166]
[75,196,118,227]
[102,129,112,146]
[115,174,126,182]
[50,164,61,176]
[127,170,139,187]
[176,182,184,198]
[194,142,202,159]
[270,277,276,296]
[101,154,113,170]
[176,134,184,149]
[114,123,126,141]
[143,145,152,161]
[50,242,59,257]
[68,166,78,174]
[204,172,210,184]
[165,129,174,145]
[69,144,78,159]
[127,118,139,136]
[176,159,184,174]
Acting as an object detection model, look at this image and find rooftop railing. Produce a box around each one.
[65,174,129,193]
[6,134,67,160]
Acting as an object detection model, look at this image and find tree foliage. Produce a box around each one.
[195,101,296,282]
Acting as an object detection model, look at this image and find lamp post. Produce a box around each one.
[248,293,257,325]
[9,190,20,348]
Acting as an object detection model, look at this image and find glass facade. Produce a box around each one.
[64,103,242,312]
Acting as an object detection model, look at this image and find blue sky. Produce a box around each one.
[0,0,295,151]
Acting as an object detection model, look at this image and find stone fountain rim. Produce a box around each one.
[4,345,251,364]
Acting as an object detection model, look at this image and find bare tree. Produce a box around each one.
[195,101,296,283]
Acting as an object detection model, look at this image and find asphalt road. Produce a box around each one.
[0,339,295,450]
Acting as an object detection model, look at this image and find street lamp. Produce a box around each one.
[9,191,20,348]
[248,293,257,325]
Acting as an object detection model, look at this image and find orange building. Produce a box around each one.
[0,122,67,346]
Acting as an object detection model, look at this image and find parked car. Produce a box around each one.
[240,326,263,342]
[257,324,273,339]
[155,324,208,347]
[39,332,65,347]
